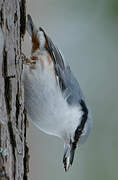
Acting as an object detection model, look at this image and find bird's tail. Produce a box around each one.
[26,14,37,37]
[26,14,47,52]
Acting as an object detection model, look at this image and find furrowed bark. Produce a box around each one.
[0,0,28,180]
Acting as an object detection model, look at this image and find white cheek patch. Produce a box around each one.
[37,31,46,49]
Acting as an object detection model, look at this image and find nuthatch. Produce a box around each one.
[23,14,92,171]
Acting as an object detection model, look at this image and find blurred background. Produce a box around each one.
[23,0,118,179]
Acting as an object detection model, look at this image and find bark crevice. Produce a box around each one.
[2,48,12,117]
[23,109,29,180]
[20,0,26,39]
[8,121,16,180]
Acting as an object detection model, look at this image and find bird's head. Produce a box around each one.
[62,128,81,171]
[63,99,90,171]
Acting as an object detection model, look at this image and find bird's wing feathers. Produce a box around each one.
[40,28,69,93]
[41,29,84,105]
[45,35,68,92]
[46,35,66,72]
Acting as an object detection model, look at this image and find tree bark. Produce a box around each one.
[0,0,28,180]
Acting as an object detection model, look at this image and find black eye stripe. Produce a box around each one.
[72,99,88,149]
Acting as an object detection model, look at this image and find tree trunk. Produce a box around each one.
[0,0,28,180]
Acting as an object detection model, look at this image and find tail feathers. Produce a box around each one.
[37,30,46,49]
[26,14,37,37]
[26,14,47,51]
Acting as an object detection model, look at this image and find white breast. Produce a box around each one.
[23,51,82,139]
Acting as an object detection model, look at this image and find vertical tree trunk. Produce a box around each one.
[0,0,28,179]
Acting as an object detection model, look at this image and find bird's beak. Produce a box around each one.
[63,143,75,171]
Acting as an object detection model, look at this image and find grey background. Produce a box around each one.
[23,0,118,179]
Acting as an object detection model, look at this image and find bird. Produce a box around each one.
[23,14,92,171]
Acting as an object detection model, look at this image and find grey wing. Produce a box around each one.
[46,35,68,92]
[42,28,85,105]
